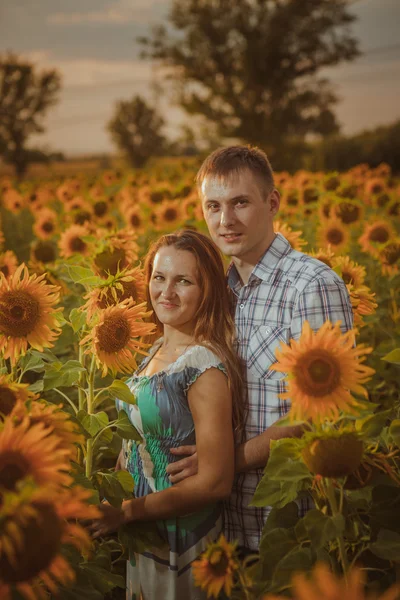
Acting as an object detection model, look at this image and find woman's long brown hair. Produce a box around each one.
[144,229,246,441]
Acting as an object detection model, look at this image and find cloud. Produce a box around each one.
[47,0,167,25]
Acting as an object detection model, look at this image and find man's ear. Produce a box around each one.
[269,189,280,215]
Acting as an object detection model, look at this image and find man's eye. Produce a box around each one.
[208,204,219,211]
[237,199,248,206]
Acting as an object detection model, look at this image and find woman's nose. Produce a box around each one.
[161,282,175,298]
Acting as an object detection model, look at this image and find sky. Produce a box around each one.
[1,0,400,156]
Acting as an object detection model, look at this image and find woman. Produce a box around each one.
[91,230,244,600]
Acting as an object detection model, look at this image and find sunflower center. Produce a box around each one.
[0,386,18,417]
[164,208,178,222]
[95,248,126,276]
[0,450,31,490]
[294,350,341,397]
[383,243,400,265]
[33,241,57,263]
[342,270,353,285]
[0,291,40,337]
[0,265,9,277]
[0,501,63,583]
[70,237,87,252]
[209,548,229,576]
[370,226,390,243]
[130,214,141,227]
[97,315,131,353]
[327,228,344,245]
[337,203,360,224]
[74,211,91,225]
[94,201,107,217]
[42,221,54,233]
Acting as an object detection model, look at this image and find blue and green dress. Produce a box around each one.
[116,340,227,600]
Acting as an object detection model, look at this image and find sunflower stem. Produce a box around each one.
[78,343,86,411]
[324,478,349,576]
[85,355,97,479]
[53,387,78,414]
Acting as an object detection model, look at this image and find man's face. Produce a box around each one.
[200,169,279,264]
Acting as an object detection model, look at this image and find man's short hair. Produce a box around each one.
[195,145,275,198]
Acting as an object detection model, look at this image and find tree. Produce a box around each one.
[140,0,360,164]
[108,95,166,168]
[0,53,61,178]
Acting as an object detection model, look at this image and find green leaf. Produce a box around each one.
[43,360,86,390]
[258,527,298,581]
[78,411,109,437]
[370,529,400,561]
[299,510,345,549]
[272,547,314,587]
[94,470,134,506]
[28,380,44,393]
[382,349,400,365]
[81,564,125,593]
[263,503,299,533]
[67,265,104,286]
[69,307,87,333]
[355,410,392,438]
[114,470,135,496]
[119,520,167,555]
[389,420,400,447]
[107,379,137,405]
[19,352,45,373]
[115,410,142,442]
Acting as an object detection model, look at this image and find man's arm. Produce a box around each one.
[168,274,354,481]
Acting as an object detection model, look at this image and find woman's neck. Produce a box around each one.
[161,326,196,352]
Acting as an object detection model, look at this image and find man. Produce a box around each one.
[167,145,353,552]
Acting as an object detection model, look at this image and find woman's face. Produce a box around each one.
[149,246,202,332]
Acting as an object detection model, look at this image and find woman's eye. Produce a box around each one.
[153,275,164,281]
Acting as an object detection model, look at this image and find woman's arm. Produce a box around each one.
[123,367,233,523]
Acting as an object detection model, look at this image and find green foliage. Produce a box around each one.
[0,53,61,177]
[141,0,359,159]
[108,95,166,168]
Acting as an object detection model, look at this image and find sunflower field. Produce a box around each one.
[0,159,399,600]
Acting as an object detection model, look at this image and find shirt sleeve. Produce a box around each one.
[291,276,353,340]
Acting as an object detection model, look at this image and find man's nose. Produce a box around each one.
[220,206,235,227]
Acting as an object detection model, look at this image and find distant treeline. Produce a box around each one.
[306,120,400,174]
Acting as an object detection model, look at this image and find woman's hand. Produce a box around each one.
[90,502,128,539]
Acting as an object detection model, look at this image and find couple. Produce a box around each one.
[91,146,353,599]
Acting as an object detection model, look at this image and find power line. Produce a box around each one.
[60,43,400,94]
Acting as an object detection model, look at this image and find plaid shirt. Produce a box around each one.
[224,234,353,550]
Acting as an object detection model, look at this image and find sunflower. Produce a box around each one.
[0,264,62,365]
[0,417,72,494]
[323,173,340,191]
[0,376,33,419]
[30,240,57,265]
[83,266,146,321]
[92,199,109,219]
[358,220,395,256]
[301,429,364,478]
[274,221,307,251]
[81,299,155,377]
[332,255,366,287]
[264,563,400,600]
[154,200,184,231]
[364,177,386,197]
[0,485,100,600]
[93,229,139,277]
[333,199,364,225]
[316,217,350,254]
[347,284,378,328]
[307,246,336,268]
[32,209,58,241]
[271,321,375,423]
[377,239,400,276]
[13,401,83,458]
[3,189,24,214]
[124,206,145,233]
[58,224,91,258]
[192,534,239,598]
[0,251,18,279]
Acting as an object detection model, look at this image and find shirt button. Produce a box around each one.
[265,327,271,334]
[239,303,245,309]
